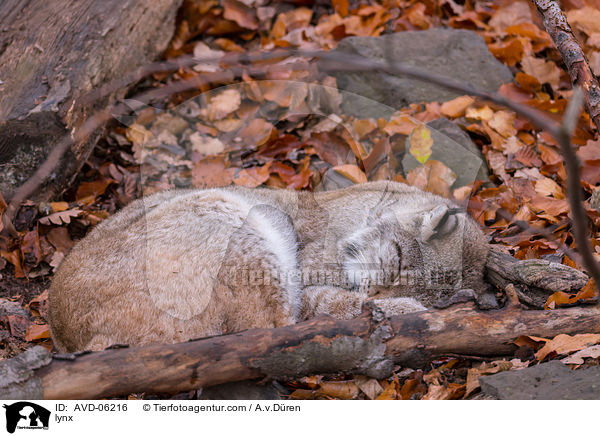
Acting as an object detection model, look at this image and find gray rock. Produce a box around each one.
[479,361,600,400]
[402,117,489,188]
[330,29,513,118]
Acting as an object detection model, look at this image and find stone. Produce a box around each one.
[402,117,489,188]
[330,29,513,118]
[479,360,600,400]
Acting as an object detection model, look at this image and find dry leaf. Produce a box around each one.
[408,124,433,164]
[489,1,532,31]
[536,333,600,361]
[316,381,359,399]
[407,160,457,198]
[222,0,258,30]
[39,209,83,226]
[234,164,271,188]
[1,250,24,278]
[440,96,474,118]
[192,156,235,188]
[544,279,598,309]
[534,177,564,198]
[466,105,494,121]
[76,178,114,200]
[333,165,367,184]
[189,133,225,155]
[383,114,419,135]
[126,124,153,146]
[353,119,377,139]
[353,376,383,400]
[566,6,600,36]
[238,119,274,147]
[488,110,517,138]
[192,42,225,73]
[521,55,561,88]
[25,323,50,342]
[376,379,399,400]
[207,89,241,120]
[561,345,600,364]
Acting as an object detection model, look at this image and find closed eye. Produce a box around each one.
[395,242,402,273]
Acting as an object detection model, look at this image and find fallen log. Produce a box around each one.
[485,246,589,308]
[2,295,600,400]
[0,0,182,202]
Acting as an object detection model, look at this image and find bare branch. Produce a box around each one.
[531,0,600,131]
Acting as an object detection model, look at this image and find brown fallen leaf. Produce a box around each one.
[0,249,25,278]
[333,165,367,184]
[27,290,49,319]
[7,314,29,339]
[207,89,242,120]
[561,345,600,364]
[376,378,399,400]
[353,119,377,139]
[354,376,383,400]
[238,119,275,147]
[440,96,475,118]
[544,278,598,310]
[566,6,600,36]
[25,323,50,342]
[488,110,517,138]
[423,383,465,400]
[234,164,272,188]
[192,156,235,188]
[38,209,83,226]
[521,55,561,88]
[316,381,360,399]
[529,196,569,216]
[383,114,419,136]
[407,160,457,198]
[222,0,258,30]
[465,359,516,397]
[408,124,433,164]
[535,333,600,361]
[76,177,114,200]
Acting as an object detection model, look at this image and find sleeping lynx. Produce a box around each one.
[48,181,490,352]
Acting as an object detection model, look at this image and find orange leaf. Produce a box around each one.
[316,381,359,399]
[192,156,235,188]
[544,279,598,309]
[440,96,475,118]
[234,164,271,188]
[535,333,600,361]
[76,178,114,201]
[376,378,399,400]
[25,323,50,342]
[333,165,367,184]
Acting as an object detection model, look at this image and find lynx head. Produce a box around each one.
[338,196,489,306]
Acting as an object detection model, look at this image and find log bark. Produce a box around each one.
[0,0,182,201]
[485,246,589,307]
[530,0,600,131]
[1,300,600,400]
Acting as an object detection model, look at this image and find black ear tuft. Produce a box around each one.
[421,205,461,242]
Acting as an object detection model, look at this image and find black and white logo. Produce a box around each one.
[3,402,50,434]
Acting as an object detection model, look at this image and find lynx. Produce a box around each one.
[48,181,490,352]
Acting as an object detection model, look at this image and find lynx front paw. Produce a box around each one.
[370,297,427,317]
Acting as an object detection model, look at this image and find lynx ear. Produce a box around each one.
[421,204,459,242]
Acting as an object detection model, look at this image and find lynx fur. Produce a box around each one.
[48,181,489,351]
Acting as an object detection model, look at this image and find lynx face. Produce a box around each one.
[337,203,488,306]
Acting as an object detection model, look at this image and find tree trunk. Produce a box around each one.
[0,0,182,201]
